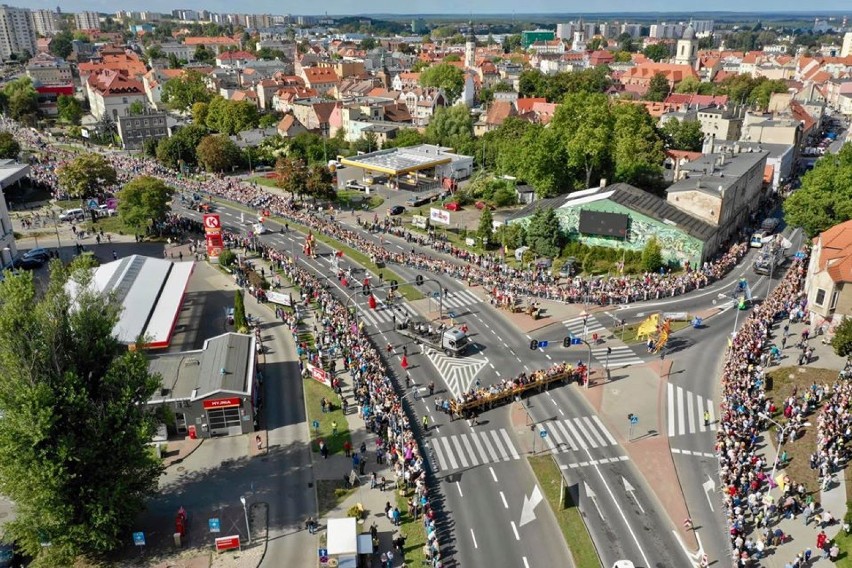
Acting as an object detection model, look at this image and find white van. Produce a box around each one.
[59,208,84,222]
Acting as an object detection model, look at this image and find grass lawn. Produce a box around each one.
[247,175,280,188]
[335,190,384,210]
[394,486,427,567]
[303,377,351,455]
[210,196,424,302]
[528,455,600,568]
[830,524,852,567]
[766,366,840,495]
[316,479,357,517]
[84,215,142,238]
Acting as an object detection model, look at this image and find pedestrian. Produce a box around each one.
[255,435,262,451]
[112,250,118,260]
[422,415,428,431]
[371,471,377,489]
[332,421,338,436]
[429,381,435,396]
[703,410,710,427]
[343,440,351,457]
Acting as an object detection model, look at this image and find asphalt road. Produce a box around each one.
[176,197,693,568]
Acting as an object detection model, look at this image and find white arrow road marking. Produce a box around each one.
[583,481,604,520]
[702,475,716,512]
[622,476,645,513]
[519,485,543,527]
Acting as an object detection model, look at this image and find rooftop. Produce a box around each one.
[668,149,768,196]
[339,144,471,175]
[148,332,255,403]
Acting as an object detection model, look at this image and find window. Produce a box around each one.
[830,290,839,311]
[815,288,826,306]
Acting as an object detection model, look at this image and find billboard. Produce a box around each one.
[429,207,450,226]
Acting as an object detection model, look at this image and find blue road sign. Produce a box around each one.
[630,415,639,425]
[209,518,221,533]
[795,251,805,259]
[312,420,320,430]
[318,548,328,558]
[132,532,145,546]
[448,311,457,319]
[539,340,549,348]
[539,429,548,438]
[87,198,99,209]
[571,338,583,345]
[432,291,441,298]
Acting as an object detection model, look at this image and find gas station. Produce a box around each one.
[339,144,473,190]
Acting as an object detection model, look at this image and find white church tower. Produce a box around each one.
[675,23,698,69]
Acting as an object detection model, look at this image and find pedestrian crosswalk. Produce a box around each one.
[439,289,482,312]
[562,316,645,367]
[422,348,487,397]
[667,383,717,437]
[430,428,521,472]
[540,415,619,453]
[355,301,418,327]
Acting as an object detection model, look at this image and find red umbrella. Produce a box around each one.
[368,294,377,310]
[401,355,408,370]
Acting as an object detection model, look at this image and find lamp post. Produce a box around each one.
[759,412,810,482]
[240,496,251,543]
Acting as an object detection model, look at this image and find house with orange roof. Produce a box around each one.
[272,87,318,112]
[183,36,240,54]
[216,50,257,69]
[392,72,421,91]
[516,97,546,114]
[231,89,259,107]
[664,93,729,108]
[276,114,308,138]
[474,100,519,135]
[620,62,699,96]
[806,219,852,332]
[291,99,340,137]
[530,101,558,124]
[85,69,148,121]
[142,67,185,108]
[78,52,148,85]
[301,67,340,96]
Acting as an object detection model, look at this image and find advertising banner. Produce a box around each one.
[306,362,331,387]
[429,207,450,226]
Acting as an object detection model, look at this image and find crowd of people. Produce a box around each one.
[6,118,757,312]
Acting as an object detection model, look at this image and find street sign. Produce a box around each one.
[132,532,145,546]
[630,415,639,425]
[538,340,549,348]
[539,429,548,439]
[318,548,328,558]
[571,338,582,345]
[208,518,221,533]
[312,420,320,430]
[87,198,99,209]
[795,251,805,259]
[448,311,456,319]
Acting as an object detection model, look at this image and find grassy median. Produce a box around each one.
[303,374,351,455]
[394,485,427,566]
[528,455,601,568]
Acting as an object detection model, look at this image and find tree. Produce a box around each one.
[555,92,613,188]
[3,77,39,125]
[161,70,211,111]
[496,123,567,197]
[661,119,704,152]
[194,45,215,64]
[478,81,513,105]
[831,317,852,357]
[384,128,425,148]
[142,138,158,158]
[641,237,664,272]
[258,113,280,128]
[425,105,472,147]
[643,43,670,62]
[274,156,308,198]
[117,176,175,229]
[443,54,461,62]
[419,63,465,103]
[674,76,702,94]
[205,96,260,135]
[476,207,494,246]
[0,261,162,564]
[645,72,671,102]
[49,31,74,59]
[196,135,242,172]
[191,101,209,126]
[748,78,788,110]
[167,53,182,69]
[57,153,117,199]
[57,95,83,125]
[525,207,563,258]
[411,60,430,73]
[611,103,665,187]
[233,290,248,332]
[0,132,20,160]
[145,45,164,60]
[127,100,146,115]
[155,123,208,168]
[360,37,377,50]
[305,164,335,200]
[783,144,852,237]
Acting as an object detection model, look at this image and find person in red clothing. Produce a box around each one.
[817,530,827,556]
[343,440,352,457]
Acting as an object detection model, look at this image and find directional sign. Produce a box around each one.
[538,340,549,348]
[132,532,145,546]
[795,251,805,259]
[209,518,221,533]
[571,337,583,345]
[630,415,639,425]
[312,420,320,430]
[519,485,543,527]
[318,548,328,558]
[622,477,645,513]
[539,429,548,439]
[87,198,99,209]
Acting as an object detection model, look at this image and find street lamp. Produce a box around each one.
[240,496,251,543]
[759,412,810,482]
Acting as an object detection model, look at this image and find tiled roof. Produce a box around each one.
[303,67,339,84]
[87,69,145,96]
[217,51,257,61]
[484,100,516,126]
[184,36,238,46]
[816,220,852,283]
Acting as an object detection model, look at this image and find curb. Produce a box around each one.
[250,502,269,568]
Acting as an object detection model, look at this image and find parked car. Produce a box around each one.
[389,205,406,216]
[444,202,461,211]
[406,195,431,207]
[346,179,368,191]
[14,255,45,270]
[22,247,50,262]
[58,208,84,222]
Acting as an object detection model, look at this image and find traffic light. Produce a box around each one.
[607,347,612,354]
[529,339,539,350]
[362,285,370,296]
[563,336,571,348]
[415,275,424,286]
[390,280,398,291]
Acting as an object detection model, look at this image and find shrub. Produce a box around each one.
[247,268,269,290]
[218,248,236,268]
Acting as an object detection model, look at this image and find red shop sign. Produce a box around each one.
[203,397,241,409]
[215,535,240,552]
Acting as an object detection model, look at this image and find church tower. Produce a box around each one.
[465,21,476,69]
[675,23,698,69]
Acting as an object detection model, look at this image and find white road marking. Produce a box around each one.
[456,481,464,497]
[500,491,509,509]
[470,529,478,548]
[490,466,498,483]
[523,557,530,568]
[510,521,520,540]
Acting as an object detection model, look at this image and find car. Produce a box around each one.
[406,195,431,207]
[346,180,368,191]
[611,562,635,568]
[13,256,44,270]
[389,205,405,216]
[58,208,84,222]
[22,247,50,262]
[444,202,461,211]
[474,201,494,210]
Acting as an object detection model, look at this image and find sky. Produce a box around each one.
[26,0,850,15]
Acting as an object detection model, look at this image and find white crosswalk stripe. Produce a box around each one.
[667,383,717,437]
[429,428,520,473]
[563,316,645,367]
[539,416,618,453]
[438,290,482,311]
[355,302,417,327]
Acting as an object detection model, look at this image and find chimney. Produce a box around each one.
[599,178,607,188]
